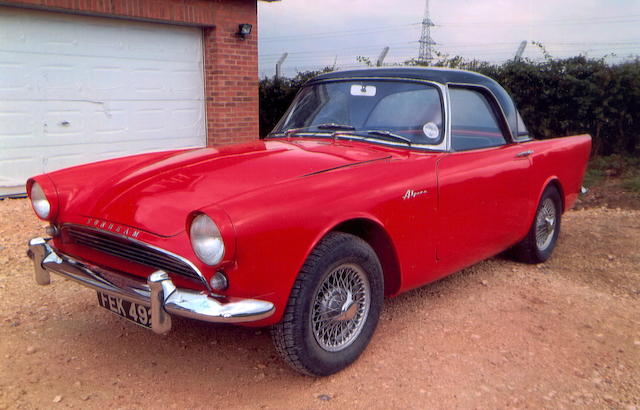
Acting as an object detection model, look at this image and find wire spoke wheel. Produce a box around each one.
[512,186,562,264]
[310,263,371,352]
[272,232,382,376]
[535,197,557,251]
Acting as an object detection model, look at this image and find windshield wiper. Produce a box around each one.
[316,123,355,131]
[267,123,355,138]
[278,123,356,137]
[365,130,412,146]
[270,126,412,147]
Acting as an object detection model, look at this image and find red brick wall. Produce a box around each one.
[2,0,259,146]
[203,1,259,145]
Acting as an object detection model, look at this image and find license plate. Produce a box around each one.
[97,292,152,329]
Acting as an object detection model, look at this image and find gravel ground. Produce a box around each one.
[1,194,639,409]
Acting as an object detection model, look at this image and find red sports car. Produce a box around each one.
[26,68,591,376]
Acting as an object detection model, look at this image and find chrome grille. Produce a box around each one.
[64,225,203,284]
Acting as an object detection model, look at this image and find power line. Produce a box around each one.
[261,22,417,39]
[437,14,640,27]
[260,23,420,42]
[259,41,418,58]
[435,40,640,49]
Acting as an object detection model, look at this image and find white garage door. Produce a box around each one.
[0,6,206,196]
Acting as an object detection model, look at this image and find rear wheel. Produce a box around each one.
[513,186,562,263]
[271,232,383,376]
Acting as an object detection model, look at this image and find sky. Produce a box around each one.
[257,0,640,78]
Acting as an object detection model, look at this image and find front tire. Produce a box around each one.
[513,186,562,263]
[271,232,384,376]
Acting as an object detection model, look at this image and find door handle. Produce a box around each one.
[515,150,534,158]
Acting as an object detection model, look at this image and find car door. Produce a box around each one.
[434,86,533,277]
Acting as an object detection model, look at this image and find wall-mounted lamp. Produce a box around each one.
[236,24,253,39]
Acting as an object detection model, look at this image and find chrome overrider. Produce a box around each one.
[27,237,275,334]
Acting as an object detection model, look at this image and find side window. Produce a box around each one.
[449,87,506,151]
[516,110,530,140]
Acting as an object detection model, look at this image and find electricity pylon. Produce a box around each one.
[418,0,436,65]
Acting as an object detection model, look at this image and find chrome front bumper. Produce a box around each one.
[27,237,275,334]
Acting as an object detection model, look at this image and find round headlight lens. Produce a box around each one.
[30,182,51,220]
[190,214,225,266]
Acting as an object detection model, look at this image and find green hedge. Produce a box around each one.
[259,69,333,138]
[259,57,640,155]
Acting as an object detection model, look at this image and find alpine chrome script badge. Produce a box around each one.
[402,189,428,200]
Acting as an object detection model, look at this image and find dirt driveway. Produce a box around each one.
[1,194,639,409]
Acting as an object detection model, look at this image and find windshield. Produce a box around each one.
[270,80,444,147]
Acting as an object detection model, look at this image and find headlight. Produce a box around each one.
[30,182,51,220]
[190,214,225,265]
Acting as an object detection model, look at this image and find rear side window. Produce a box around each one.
[516,111,530,140]
[449,87,506,151]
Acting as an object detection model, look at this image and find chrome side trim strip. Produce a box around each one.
[27,238,275,334]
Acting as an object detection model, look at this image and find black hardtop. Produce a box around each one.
[309,67,519,140]
[310,67,493,86]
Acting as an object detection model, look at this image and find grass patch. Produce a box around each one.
[583,168,604,188]
[622,174,640,193]
[586,155,640,192]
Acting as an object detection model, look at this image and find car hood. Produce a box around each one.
[52,139,392,236]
